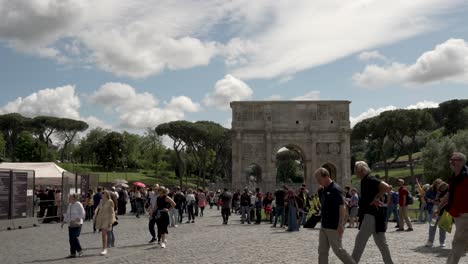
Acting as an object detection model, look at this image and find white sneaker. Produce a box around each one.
[161,242,166,248]
[425,241,433,247]
[440,243,446,247]
[100,249,107,255]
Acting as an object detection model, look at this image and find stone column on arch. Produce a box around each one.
[340,132,352,187]
[232,130,243,189]
[264,131,274,192]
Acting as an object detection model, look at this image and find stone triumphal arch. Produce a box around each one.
[231,101,351,193]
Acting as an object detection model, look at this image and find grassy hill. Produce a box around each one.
[57,162,201,188]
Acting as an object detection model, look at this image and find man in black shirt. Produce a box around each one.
[315,168,355,264]
[220,188,233,224]
[351,161,394,264]
[240,188,251,224]
[271,186,287,228]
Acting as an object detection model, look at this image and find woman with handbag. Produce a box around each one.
[155,186,176,248]
[93,190,116,256]
[62,194,85,258]
[107,191,119,248]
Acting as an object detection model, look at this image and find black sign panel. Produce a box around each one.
[12,172,28,218]
[0,171,11,219]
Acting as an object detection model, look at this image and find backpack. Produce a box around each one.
[406,194,414,205]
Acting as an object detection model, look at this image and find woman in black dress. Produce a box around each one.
[155,186,176,248]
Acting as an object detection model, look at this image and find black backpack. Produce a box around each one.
[406,194,414,205]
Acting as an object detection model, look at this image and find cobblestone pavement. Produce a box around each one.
[0,208,465,264]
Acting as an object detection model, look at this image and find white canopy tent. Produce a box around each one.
[0,162,67,186]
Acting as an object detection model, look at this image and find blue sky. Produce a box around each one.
[1,0,468,134]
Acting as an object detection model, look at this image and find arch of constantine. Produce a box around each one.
[230,101,351,193]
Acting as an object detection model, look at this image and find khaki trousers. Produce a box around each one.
[447,213,468,264]
[398,206,413,229]
[319,228,356,264]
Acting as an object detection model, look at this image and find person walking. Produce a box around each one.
[147,187,159,243]
[314,168,355,264]
[352,161,394,264]
[443,152,468,264]
[92,187,102,233]
[254,188,263,224]
[198,189,207,217]
[396,179,413,231]
[426,181,448,248]
[220,188,233,224]
[386,187,399,228]
[271,186,287,228]
[106,190,119,248]
[186,189,196,223]
[155,187,176,249]
[240,188,251,224]
[93,190,116,256]
[286,189,299,232]
[348,188,359,228]
[62,194,85,258]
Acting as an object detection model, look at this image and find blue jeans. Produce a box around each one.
[386,205,399,224]
[241,206,251,223]
[68,226,82,255]
[274,206,285,226]
[107,226,115,247]
[428,215,446,245]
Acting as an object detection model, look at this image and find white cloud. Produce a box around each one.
[292,91,321,100]
[227,1,465,79]
[1,1,465,79]
[203,74,253,110]
[0,85,81,119]
[351,100,439,127]
[406,100,439,110]
[0,85,111,132]
[82,116,112,130]
[90,82,200,129]
[222,118,232,129]
[358,50,387,62]
[166,96,201,113]
[350,105,397,127]
[354,38,468,87]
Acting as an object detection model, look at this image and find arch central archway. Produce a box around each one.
[275,145,306,185]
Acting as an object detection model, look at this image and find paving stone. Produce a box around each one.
[0,209,465,264]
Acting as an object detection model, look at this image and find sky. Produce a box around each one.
[1,0,468,136]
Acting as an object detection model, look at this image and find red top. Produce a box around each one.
[448,176,468,218]
[398,187,409,207]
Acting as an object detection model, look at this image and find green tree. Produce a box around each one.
[77,128,109,164]
[384,109,434,189]
[15,131,35,161]
[56,118,89,162]
[95,132,125,170]
[31,116,61,146]
[438,99,468,135]
[0,133,5,160]
[0,113,30,161]
[139,128,165,171]
[156,121,193,188]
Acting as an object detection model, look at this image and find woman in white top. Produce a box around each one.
[62,194,85,258]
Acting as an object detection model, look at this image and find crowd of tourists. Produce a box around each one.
[58,152,468,264]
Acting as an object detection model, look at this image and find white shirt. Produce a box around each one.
[63,201,85,225]
[149,191,158,209]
